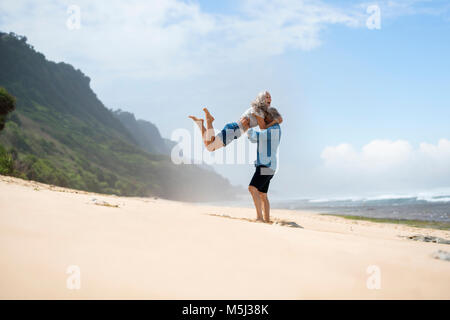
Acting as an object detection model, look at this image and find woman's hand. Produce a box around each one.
[276,116,283,124]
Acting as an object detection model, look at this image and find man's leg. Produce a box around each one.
[260,192,270,223]
[248,186,263,221]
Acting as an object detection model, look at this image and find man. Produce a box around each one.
[247,107,282,223]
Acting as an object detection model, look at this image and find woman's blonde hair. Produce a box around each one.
[251,90,270,114]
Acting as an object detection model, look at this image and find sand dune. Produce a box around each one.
[0,175,449,299]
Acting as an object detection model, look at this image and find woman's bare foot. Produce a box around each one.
[188,115,203,124]
[188,115,205,134]
[189,115,209,141]
[203,107,215,122]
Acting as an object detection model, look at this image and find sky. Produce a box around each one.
[1,0,449,199]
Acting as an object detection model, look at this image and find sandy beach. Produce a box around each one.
[0,175,449,299]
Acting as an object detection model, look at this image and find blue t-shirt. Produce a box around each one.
[247,123,281,171]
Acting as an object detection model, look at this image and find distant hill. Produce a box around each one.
[112,109,173,155]
[0,32,236,201]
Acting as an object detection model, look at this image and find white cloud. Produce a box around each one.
[322,139,413,171]
[0,0,366,80]
[419,138,450,160]
[319,139,450,193]
[1,0,443,99]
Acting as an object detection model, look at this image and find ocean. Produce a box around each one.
[270,193,450,222]
[207,191,450,222]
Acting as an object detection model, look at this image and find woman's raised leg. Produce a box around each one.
[203,108,216,143]
[188,115,206,137]
[203,108,226,151]
[188,114,223,151]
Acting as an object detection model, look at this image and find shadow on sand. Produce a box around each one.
[207,213,303,229]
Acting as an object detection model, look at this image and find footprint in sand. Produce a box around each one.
[432,250,450,262]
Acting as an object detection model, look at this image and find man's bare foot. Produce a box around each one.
[203,107,215,122]
[188,115,204,124]
[256,218,264,223]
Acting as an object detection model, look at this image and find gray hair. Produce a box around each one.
[251,90,270,114]
[268,107,281,120]
[265,107,281,123]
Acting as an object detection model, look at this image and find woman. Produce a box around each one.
[188,91,282,152]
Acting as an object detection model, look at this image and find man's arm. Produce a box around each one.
[247,128,259,143]
[248,127,271,143]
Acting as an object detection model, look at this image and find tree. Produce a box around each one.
[0,87,16,131]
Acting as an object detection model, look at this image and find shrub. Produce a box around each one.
[0,145,14,175]
[0,87,16,131]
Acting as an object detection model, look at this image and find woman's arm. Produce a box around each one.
[265,119,278,127]
[256,115,282,129]
[256,115,268,129]
[277,115,283,124]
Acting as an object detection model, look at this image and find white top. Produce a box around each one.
[239,107,265,129]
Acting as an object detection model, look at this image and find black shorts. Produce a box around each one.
[249,166,275,193]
